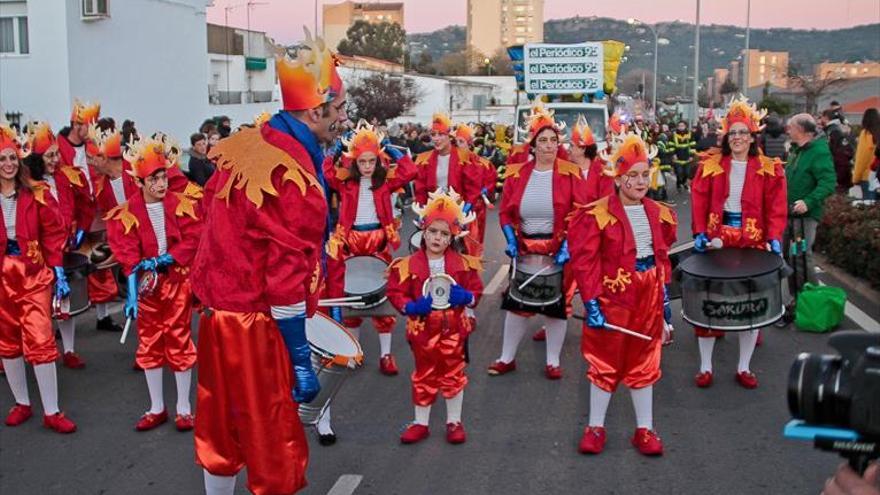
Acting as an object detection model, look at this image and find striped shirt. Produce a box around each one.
[1,193,16,240]
[72,144,94,193]
[624,204,654,259]
[145,202,167,255]
[45,175,59,201]
[354,177,379,226]
[428,257,445,275]
[110,177,127,206]
[519,168,554,235]
[724,160,748,213]
[436,153,450,191]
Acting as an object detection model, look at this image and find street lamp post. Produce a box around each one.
[743,0,751,96]
[628,18,661,118]
[692,0,701,126]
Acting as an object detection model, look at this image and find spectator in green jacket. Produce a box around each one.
[671,120,696,192]
[780,113,837,322]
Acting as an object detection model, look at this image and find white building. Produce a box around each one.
[207,23,278,106]
[1,0,211,144]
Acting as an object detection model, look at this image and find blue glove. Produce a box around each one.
[502,224,518,259]
[276,315,321,404]
[768,239,782,256]
[385,144,405,162]
[330,306,344,324]
[155,253,175,268]
[72,229,86,250]
[137,257,158,273]
[448,285,474,308]
[53,267,70,299]
[585,298,606,329]
[404,296,433,317]
[693,232,709,254]
[663,285,672,325]
[554,239,570,266]
[328,137,344,158]
[124,273,138,320]
[480,187,489,197]
[462,202,473,215]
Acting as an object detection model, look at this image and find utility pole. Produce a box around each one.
[692,0,701,126]
[682,65,688,98]
[743,0,751,96]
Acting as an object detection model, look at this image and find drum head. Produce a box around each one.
[422,273,456,310]
[344,256,388,295]
[306,313,363,363]
[680,248,782,279]
[515,254,562,276]
[409,231,423,253]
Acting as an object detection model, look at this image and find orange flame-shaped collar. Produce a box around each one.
[277,28,343,111]
[87,124,122,159]
[124,135,172,179]
[70,99,101,125]
[342,120,387,160]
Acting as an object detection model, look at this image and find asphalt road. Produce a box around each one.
[1,185,876,495]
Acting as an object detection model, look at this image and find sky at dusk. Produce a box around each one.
[207,0,880,45]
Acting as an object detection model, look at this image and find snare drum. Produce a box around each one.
[57,252,91,318]
[88,242,118,269]
[298,314,364,425]
[678,248,784,331]
[344,256,388,309]
[508,254,563,307]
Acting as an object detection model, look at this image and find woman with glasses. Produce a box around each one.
[690,97,788,390]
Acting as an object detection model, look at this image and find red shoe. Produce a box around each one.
[631,428,663,456]
[379,354,399,376]
[756,331,763,347]
[400,423,430,444]
[735,371,759,389]
[446,422,467,444]
[43,412,77,434]
[135,410,168,431]
[5,403,33,426]
[544,364,563,380]
[694,371,714,388]
[532,327,546,341]
[487,360,516,376]
[578,426,606,454]
[62,351,86,369]
[175,413,194,432]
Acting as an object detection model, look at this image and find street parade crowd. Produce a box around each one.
[2,32,869,495]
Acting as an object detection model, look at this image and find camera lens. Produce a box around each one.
[787,352,851,427]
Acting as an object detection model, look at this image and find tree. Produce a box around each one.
[347,74,421,124]
[487,47,514,76]
[337,21,406,64]
[787,65,847,114]
[719,77,739,97]
[411,51,436,74]
[434,51,469,76]
[758,95,792,117]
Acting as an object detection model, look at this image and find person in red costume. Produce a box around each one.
[568,133,677,456]
[57,100,124,332]
[488,104,586,380]
[570,115,615,202]
[386,188,483,445]
[191,30,347,495]
[22,122,92,369]
[690,97,787,390]
[453,122,496,247]
[413,113,480,211]
[0,124,77,434]
[319,120,417,445]
[106,134,201,433]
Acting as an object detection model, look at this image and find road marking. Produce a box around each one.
[819,281,880,333]
[327,474,363,495]
[484,264,510,295]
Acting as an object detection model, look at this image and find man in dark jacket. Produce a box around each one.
[186,133,215,187]
[821,109,854,192]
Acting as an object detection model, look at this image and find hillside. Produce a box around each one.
[407,17,880,78]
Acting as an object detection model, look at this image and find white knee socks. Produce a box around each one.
[588,384,612,427]
[738,330,759,373]
[144,368,165,414]
[33,362,59,415]
[175,369,192,415]
[499,311,528,363]
[629,385,654,429]
[96,303,109,320]
[414,405,431,426]
[2,357,30,406]
[543,317,567,367]
[58,319,75,353]
[379,333,392,356]
[317,404,334,435]
[445,391,463,424]
[204,470,236,495]
[698,337,715,373]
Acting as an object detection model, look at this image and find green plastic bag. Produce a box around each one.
[795,283,847,333]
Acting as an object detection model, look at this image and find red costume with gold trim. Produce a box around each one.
[571,115,615,202]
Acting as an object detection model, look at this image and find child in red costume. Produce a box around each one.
[569,133,677,456]
[106,134,201,433]
[386,188,483,445]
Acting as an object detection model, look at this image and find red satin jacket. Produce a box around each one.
[413,147,480,206]
[569,194,678,309]
[581,157,615,203]
[0,183,66,273]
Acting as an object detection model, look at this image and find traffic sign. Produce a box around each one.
[523,42,604,95]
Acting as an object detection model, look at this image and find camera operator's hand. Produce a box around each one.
[823,462,880,495]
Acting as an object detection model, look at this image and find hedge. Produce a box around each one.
[814,194,880,288]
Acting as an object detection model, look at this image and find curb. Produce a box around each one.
[815,253,880,303]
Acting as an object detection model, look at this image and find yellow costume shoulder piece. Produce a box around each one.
[182,182,204,200]
[209,126,321,208]
[503,162,526,179]
[30,181,50,206]
[105,202,139,234]
[657,202,677,225]
[456,147,471,164]
[415,151,433,166]
[173,193,199,220]
[460,254,484,273]
[388,256,411,281]
[756,154,781,177]
[556,159,581,178]
[335,165,351,181]
[586,196,618,230]
[59,166,85,188]
[699,150,725,178]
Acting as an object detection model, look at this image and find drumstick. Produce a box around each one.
[518,265,552,291]
[482,193,494,209]
[120,317,132,345]
[710,238,724,249]
[319,296,365,305]
[604,323,653,341]
[326,301,367,308]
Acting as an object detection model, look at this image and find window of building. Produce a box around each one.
[759,65,765,74]
[516,26,525,33]
[82,0,109,18]
[515,5,526,12]
[759,55,766,64]
[515,36,525,43]
[771,56,777,63]
[851,68,857,75]
[0,16,28,55]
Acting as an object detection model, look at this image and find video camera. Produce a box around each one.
[785,331,880,474]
